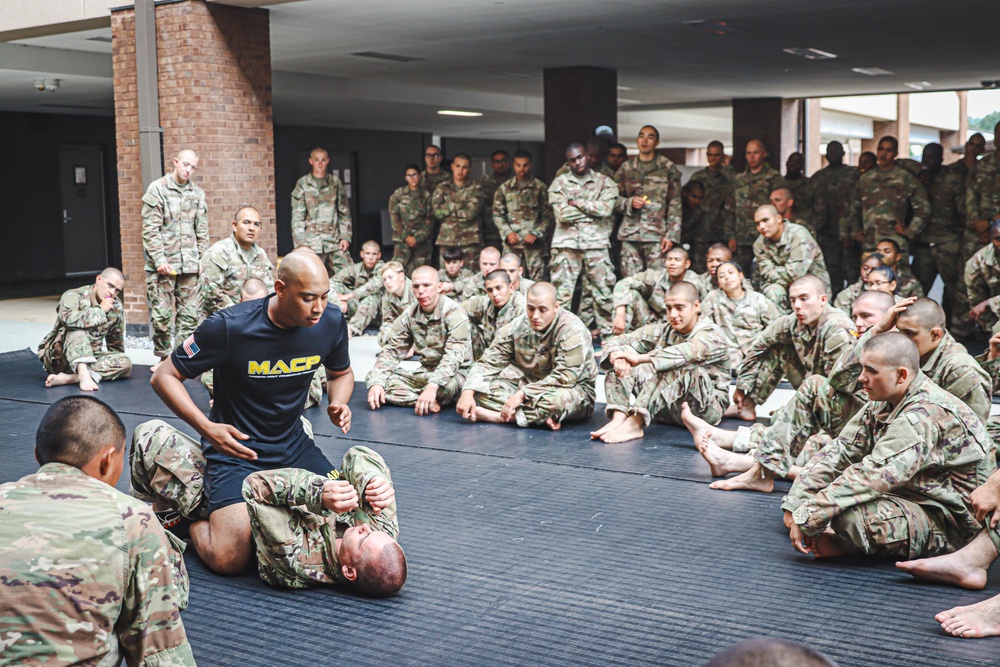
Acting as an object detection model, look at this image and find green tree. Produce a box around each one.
[970,110,1000,132]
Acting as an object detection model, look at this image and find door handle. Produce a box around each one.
[63,210,73,224]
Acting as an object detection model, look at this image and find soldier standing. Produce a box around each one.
[141,148,208,368]
[420,144,451,193]
[689,140,735,258]
[388,163,434,276]
[198,205,274,321]
[730,139,786,272]
[948,133,987,339]
[479,149,512,250]
[432,152,485,269]
[291,147,353,276]
[810,141,860,292]
[966,220,1000,333]
[493,149,554,280]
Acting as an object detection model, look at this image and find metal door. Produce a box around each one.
[59,145,108,276]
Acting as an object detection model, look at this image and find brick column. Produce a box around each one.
[112,0,275,331]
[543,67,617,183]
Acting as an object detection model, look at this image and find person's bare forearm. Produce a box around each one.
[151,365,215,437]
[327,368,355,405]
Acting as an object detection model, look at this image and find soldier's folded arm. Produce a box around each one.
[59,291,108,330]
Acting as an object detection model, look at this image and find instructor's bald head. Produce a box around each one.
[277,250,327,289]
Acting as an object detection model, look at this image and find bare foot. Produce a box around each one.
[723,403,757,421]
[937,595,1000,638]
[896,554,989,591]
[79,375,99,392]
[473,406,504,424]
[810,533,852,558]
[709,462,775,492]
[45,372,78,387]
[599,415,644,443]
[591,412,627,439]
[429,401,441,414]
[545,416,562,431]
[698,437,754,477]
[680,402,736,449]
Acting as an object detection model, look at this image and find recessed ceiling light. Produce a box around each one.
[851,67,895,77]
[617,98,643,105]
[438,110,483,117]
[618,86,634,91]
[683,20,745,35]
[783,47,837,60]
[904,81,932,91]
[352,51,424,63]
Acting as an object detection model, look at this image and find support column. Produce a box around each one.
[731,98,799,173]
[112,0,276,330]
[941,91,968,164]
[543,67,617,182]
[896,93,911,157]
[804,98,822,175]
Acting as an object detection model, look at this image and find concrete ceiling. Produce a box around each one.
[1,0,997,141]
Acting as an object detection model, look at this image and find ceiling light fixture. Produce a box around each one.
[851,67,895,77]
[32,78,60,92]
[683,20,745,35]
[438,109,483,117]
[351,51,424,63]
[783,47,837,60]
[904,81,932,91]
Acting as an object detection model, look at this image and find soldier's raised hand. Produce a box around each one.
[322,478,359,513]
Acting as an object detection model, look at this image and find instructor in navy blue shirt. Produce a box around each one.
[151,250,356,575]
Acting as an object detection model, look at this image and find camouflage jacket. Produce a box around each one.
[432,180,485,247]
[367,295,472,388]
[548,169,619,250]
[967,151,1000,224]
[809,164,861,241]
[782,372,995,540]
[730,164,787,245]
[845,164,930,250]
[964,243,1000,314]
[462,290,526,359]
[479,171,512,240]
[463,308,597,401]
[141,173,209,273]
[198,234,274,319]
[688,165,734,241]
[601,317,731,407]
[0,463,194,666]
[917,162,968,244]
[753,221,831,292]
[381,278,414,330]
[681,202,710,245]
[555,162,616,179]
[37,284,125,360]
[893,263,925,299]
[331,261,385,299]
[291,173,352,254]
[388,186,434,246]
[736,304,857,395]
[614,155,684,244]
[493,176,555,246]
[421,169,451,194]
[439,267,478,296]
[784,175,826,235]
[242,460,398,590]
[833,279,865,315]
[612,268,703,317]
[700,287,781,366]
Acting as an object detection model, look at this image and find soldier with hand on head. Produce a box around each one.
[388,163,434,276]
[38,267,131,392]
[292,147,353,276]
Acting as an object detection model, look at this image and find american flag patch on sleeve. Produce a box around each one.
[182,335,200,357]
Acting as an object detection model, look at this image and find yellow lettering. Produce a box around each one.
[248,360,270,375]
[248,356,321,376]
[270,360,292,375]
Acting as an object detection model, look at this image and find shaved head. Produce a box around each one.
[527,280,557,304]
[862,331,920,375]
[500,252,522,267]
[100,267,124,283]
[790,274,825,296]
[240,277,268,300]
[854,289,894,312]
[176,148,198,161]
[277,251,326,288]
[667,281,699,303]
[412,265,440,284]
[897,297,946,331]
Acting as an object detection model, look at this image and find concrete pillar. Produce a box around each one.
[111,0,276,329]
[804,98,822,176]
[731,98,799,173]
[896,93,911,157]
[543,67,617,182]
[941,91,969,164]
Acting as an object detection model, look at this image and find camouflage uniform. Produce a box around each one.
[494,176,555,280]
[366,295,472,407]
[462,290,526,360]
[784,175,826,236]
[700,286,781,368]
[730,164,786,272]
[389,186,434,276]
[911,163,967,321]
[330,260,385,332]
[141,173,209,358]
[479,172,511,250]
[811,163,860,291]
[242,450,398,589]
[752,221,831,311]
[833,279,865,315]
[420,169,451,195]
[892,263,926,299]
[681,201,711,273]
[0,462,194,666]
[129,420,210,520]
[845,164,930,255]
[37,284,131,383]
[965,152,1000,263]
[375,278,415,347]
[555,162,616,179]
[781,372,995,558]
[198,233,274,320]
[687,165,735,261]
[736,305,856,406]
[291,172,353,275]
[602,318,731,426]
[950,158,979,338]
[433,180,485,268]
[614,155,683,275]
[439,266,478,298]
[964,242,1000,333]
[612,269,702,332]
[462,309,597,426]
[548,169,619,336]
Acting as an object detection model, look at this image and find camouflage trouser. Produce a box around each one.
[202,368,324,408]
[394,240,434,277]
[504,244,549,281]
[760,282,792,314]
[954,232,989,338]
[912,239,961,328]
[733,245,754,278]
[146,271,199,358]
[748,374,864,476]
[38,330,132,382]
[550,248,616,337]
[604,362,725,427]
[472,371,594,427]
[437,244,481,271]
[348,296,382,336]
[616,291,663,334]
[829,495,957,558]
[129,419,210,520]
[382,368,465,407]
[819,233,846,294]
[989,415,1000,461]
[619,240,665,277]
[319,249,353,277]
[741,343,808,406]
